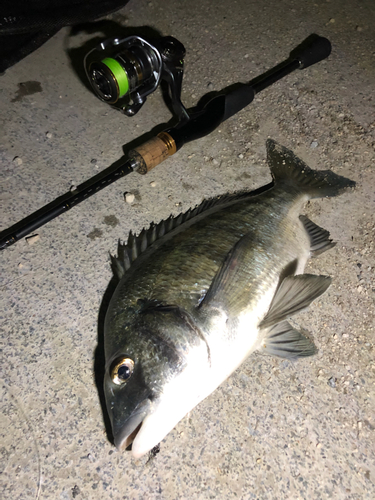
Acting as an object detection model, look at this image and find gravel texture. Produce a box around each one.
[1,0,374,499]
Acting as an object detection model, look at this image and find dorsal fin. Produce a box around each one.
[110,190,265,280]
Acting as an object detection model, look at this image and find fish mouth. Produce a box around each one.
[113,399,152,452]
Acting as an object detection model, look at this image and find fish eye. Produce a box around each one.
[110,357,134,385]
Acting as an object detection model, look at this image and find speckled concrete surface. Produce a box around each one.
[1,0,374,499]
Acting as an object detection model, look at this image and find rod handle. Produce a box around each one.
[290,34,331,69]
[129,132,177,174]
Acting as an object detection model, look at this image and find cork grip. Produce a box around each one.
[130,135,172,175]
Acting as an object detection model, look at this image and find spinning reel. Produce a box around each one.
[84,35,189,122]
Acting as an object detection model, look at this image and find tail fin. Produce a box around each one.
[267,139,355,198]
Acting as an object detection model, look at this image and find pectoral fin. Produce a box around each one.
[259,274,331,329]
[199,232,255,313]
[261,321,317,358]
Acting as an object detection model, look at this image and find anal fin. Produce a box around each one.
[261,321,317,358]
[300,215,336,256]
[259,274,331,330]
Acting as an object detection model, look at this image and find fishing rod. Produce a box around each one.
[0,34,331,250]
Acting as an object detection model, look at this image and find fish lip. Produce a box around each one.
[113,398,152,452]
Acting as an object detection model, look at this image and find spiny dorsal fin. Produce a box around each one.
[111,190,259,279]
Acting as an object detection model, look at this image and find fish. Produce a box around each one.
[103,139,355,458]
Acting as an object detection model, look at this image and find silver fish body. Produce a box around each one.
[103,140,355,458]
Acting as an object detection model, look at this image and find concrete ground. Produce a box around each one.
[1,0,374,498]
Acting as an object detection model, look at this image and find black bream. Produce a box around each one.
[103,140,355,458]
